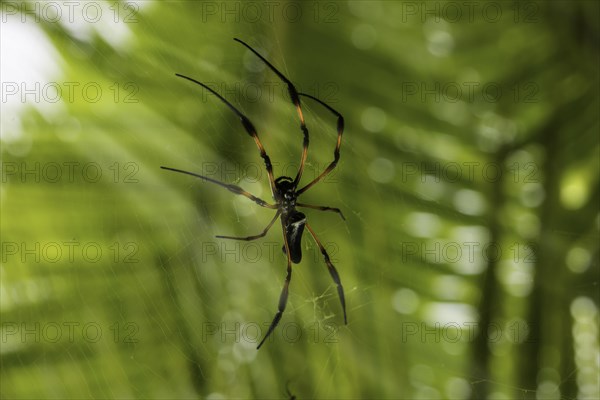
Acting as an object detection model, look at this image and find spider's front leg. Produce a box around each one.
[216,211,281,241]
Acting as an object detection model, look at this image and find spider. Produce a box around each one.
[161,38,346,349]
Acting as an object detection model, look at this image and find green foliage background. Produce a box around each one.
[1,1,599,399]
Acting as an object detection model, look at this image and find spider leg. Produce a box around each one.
[174,73,277,198]
[160,166,277,209]
[305,222,347,324]
[296,94,344,195]
[233,38,309,188]
[216,210,281,241]
[257,220,293,349]
[296,202,345,221]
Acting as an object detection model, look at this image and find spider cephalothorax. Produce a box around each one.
[274,176,296,206]
[162,38,346,349]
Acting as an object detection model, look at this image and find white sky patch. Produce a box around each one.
[1,2,143,146]
[1,17,63,143]
[54,1,136,52]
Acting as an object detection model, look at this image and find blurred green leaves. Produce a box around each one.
[1,1,599,399]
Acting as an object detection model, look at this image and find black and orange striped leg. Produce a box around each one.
[160,166,277,209]
[296,93,344,195]
[257,220,294,349]
[305,222,347,325]
[233,38,309,187]
[216,210,281,241]
[296,202,345,221]
[174,73,277,198]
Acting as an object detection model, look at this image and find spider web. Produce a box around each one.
[142,20,369,399]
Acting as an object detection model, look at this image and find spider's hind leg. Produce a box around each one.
[257,222,294,349]
[305,222,347,325]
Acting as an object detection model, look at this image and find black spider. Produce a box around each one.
[162,38,346,349]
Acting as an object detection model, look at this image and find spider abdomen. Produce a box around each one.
[283,211,306,264]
